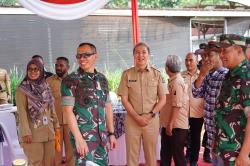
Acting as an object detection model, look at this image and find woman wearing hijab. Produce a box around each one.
[16,60,60,166]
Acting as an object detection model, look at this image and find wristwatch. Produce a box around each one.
[108,132,115,137]
[149,111,156,118]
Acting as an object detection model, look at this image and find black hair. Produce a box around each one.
[78,42,97,53]
[32,55,43,60]
[199,43,207,49]
[56,57,69,65]
[133,42,150,55]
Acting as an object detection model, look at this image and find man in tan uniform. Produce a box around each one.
[118,42,167,166]
[181,53,204,166]
[160,55,189,166]
[47,57,74,166]
[0,68,11,104]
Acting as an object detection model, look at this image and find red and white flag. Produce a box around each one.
[18,0,109,20]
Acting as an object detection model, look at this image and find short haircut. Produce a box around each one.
[186,52,198,61]
[56,57,69,65]
[32,55,43,60]
[78,42,97,53]
[165,55,182,73]
[133,42,150,55]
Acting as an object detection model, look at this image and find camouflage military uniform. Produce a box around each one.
[61,68,110,166]
[214,59,250,166]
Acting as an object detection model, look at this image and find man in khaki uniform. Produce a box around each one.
[118,42,167,166]
[47,57,74,166]
[181,53,204,166]
[0,68,11,104]
[160,55,189,166]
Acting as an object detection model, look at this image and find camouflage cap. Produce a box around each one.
[219,34,246,48]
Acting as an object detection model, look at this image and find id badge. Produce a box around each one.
[42,116,48,125]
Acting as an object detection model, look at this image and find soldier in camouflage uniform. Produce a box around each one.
[61,43,116,166]
[213,34,250,166]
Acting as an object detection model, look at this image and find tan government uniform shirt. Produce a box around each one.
[181,70,204,118]
[0,68,11,101]
[16,88,59,142]
[118,65,167,115]
[160,73,189,129]
[47,75,67,125]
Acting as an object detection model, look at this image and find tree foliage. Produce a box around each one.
[0,0,231,9]
[0,0,16,6]
[138,0,181,8]
[180,0,227,8]
[107,0,228,8]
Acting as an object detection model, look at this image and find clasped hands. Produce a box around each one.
[75,135,117,157]
[136,113,154,127]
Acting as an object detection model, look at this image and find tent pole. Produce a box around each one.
[131,0,140,65]
[131,0,140,46]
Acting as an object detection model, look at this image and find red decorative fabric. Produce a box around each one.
[18,0,108,20]
[41,0,85,4]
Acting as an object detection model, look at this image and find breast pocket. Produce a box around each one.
[51,85,61,98]
[127,82,139,94]
[148,81,158,97]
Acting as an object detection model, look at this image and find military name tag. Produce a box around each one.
[42,116,48,125]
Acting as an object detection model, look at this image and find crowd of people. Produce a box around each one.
[1,33,249,166]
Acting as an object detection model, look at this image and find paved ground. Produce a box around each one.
[61,147,213,166]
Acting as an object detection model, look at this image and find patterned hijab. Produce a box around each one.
[19,60,54,123]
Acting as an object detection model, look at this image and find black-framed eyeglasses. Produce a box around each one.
[76,52,96,59]
[28,67,40,72]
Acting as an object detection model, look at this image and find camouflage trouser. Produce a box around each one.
[73,141,108,166]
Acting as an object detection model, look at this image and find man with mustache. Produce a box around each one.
[47,57,74,166]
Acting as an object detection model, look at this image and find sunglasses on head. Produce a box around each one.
[76,52,96,59]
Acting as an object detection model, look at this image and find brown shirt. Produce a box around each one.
[47,75,67,125]
[160,73,189,129]
[181,70,204,118]
[0,68,11,100]
[16,88,59,142]
[118,65,167,115]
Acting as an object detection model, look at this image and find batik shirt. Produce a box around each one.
[192,67,228,150]
[61,68,109,147]
[214,59,250,165]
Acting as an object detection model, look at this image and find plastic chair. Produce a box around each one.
[0,111,26,166]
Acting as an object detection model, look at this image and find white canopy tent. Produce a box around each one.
[229,0,250,6]
[17,0,109,20]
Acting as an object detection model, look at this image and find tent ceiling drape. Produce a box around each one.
[17,0,109,20]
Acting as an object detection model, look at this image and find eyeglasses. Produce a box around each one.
[76,52,96,59]
[28,67,40,72]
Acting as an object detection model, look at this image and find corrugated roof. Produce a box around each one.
[1,7,250,17]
